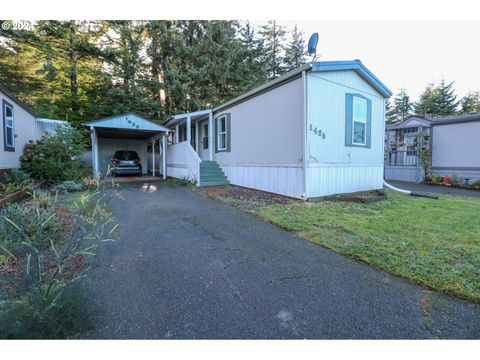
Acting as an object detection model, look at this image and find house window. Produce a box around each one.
[345,93,371,148]
[202,123,209,149]
[3,100,14,151]
[217,115,227,151]
[352,97,367,145]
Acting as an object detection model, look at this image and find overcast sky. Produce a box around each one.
[253,21,480,101]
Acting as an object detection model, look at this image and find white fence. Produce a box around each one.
[166,141,201,184]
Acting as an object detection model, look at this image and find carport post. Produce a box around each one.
[90,126,99,178]
[152,140,156,176]
[162,134,167,180]
[175,124,179,143]
[208,110,213,160]
[186,115,191,145]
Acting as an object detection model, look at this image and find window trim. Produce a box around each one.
[217,115,227,151]
[2,100,15,152]
[352,96,367,146]
[345,93,372,149]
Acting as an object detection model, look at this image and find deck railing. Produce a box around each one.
[385,150,419,166]
[166,141,201,184]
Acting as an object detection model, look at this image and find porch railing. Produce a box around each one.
[166,141,201,184]
[385,150,419,166]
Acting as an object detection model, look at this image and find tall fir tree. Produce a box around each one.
[260,20,287,79]
[237,21,268,92]
[460,91,480,113]
[414,80,458,117]
[385,98,398,125]
[393,89,412,122]
[283,24,306,72]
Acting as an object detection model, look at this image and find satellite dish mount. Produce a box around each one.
[307,32,319,62]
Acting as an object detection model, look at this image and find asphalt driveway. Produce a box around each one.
[85,180,480,339]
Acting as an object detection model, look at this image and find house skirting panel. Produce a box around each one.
[307,164,383,198]
[218,163,305,198]
[384,166,423,183]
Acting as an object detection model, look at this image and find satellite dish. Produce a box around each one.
[307,32,319,60]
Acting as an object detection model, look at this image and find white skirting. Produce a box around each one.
[218,163,305,198]
[306,164,384,198]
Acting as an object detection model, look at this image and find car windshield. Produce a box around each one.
[114,151,139,161]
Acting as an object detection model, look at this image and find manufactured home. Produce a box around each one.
[0,83,37,176]
[164,60,392,198]
[84,60,392,199]
[385,113,480,183]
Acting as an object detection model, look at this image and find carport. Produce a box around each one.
[83,113,170,179]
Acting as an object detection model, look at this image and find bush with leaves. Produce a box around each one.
[20,127,87,184]
[0,168,34,195]
[0,177,118,339]
[0,195,61,253]
[54,180,85,193]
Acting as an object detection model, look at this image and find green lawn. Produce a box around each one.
[248,190,480,302]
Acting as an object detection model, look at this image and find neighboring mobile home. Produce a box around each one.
[165,60,392,199]
[385,112,480,183]
[0,83,37,176]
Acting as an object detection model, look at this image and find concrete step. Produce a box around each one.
[199,179,230,187]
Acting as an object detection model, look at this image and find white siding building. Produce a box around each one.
[164,60,392,199]
[0,83,37,175]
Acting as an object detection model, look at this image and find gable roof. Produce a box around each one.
[213,59,392,113]
[386,116,433,130]
[312,60,393,98]
[0,82,37,117]
[83,113,169,132]
[386,112,480,130]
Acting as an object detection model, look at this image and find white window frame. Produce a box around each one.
[352,97,367,146]
[4,102,14,149]
[217,115,227,151]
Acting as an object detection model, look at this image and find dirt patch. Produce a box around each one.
[310,189,387,204]
[197,185,298,207]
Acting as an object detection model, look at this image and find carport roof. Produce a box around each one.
[83,113,170,132]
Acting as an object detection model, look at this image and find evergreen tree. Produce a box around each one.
[393,89,412,122]
[414,80,458,117]
[237,21,268,92]
[460,91,480,113]
[385,98,398,125]
[283,24,306,72]
[260,20,287,79]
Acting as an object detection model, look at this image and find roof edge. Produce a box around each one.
[0,82,38,117]
[83,112,170,132]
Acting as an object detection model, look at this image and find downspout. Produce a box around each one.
[301,70,308,200]
[383,180,438,199]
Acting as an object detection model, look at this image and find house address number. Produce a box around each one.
[309,124,326,139]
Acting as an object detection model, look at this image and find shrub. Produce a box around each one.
[473,179,480,188]
[3,168,31,184]
[451,173,459,185]
[0,284,95,339]
[431,173,442,184]
[0,168,34,195]
[20,127,87,184]
[54,180,84,193]
[0,199,61,252]
[0,177,118,339]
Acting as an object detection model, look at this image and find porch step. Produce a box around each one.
[199,160,229,187]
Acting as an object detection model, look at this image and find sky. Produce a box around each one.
[254,21,480,102]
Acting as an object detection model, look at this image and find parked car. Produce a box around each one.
[111,150,142,176]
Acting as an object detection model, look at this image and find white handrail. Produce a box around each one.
[166,141,201,184]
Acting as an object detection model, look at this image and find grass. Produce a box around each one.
[223,190,480,302]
